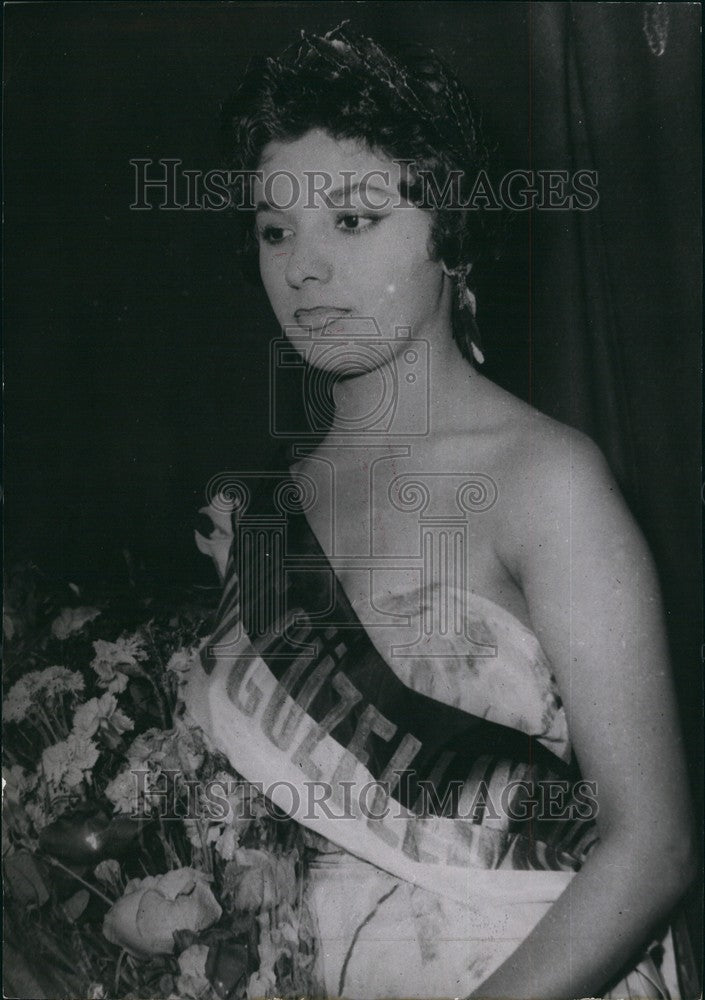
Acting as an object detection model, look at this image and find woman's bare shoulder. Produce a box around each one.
[471,378,623,546]
[473,376,607,477]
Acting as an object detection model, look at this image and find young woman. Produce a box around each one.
[186,25,695,998]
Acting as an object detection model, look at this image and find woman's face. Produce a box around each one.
[253,128,449,373]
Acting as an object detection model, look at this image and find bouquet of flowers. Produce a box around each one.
[2,560,318,1000]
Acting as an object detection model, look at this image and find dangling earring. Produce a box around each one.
[441,261,485,365]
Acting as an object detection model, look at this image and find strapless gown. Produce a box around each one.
[187,475,692,999]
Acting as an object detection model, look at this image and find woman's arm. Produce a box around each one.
[472,429,696,999]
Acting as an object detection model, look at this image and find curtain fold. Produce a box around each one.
[529,0,700,681]
[529,6,701,984]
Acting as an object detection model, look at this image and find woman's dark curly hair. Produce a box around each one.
[221,24,502,362]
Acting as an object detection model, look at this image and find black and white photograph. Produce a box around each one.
[3,3,702,998]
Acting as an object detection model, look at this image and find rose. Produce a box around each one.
[102,867,222,956]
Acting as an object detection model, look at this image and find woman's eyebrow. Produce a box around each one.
[255,201,286,215]
[327,179,392,204]
[254,178,393,215]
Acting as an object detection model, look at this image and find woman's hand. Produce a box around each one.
[474,428,696,999]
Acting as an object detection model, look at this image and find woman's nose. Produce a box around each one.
[284,234,333,288]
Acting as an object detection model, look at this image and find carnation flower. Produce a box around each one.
[91,635,147,693]
[92,659,129,694]
[3,678,33,723]
[104,768,139,814]
[51,606,101,640]
[165,644,202,696]
[38,665,85,698]
[173,719,205,774]
[105,725,204,816]
[130,723,204,775]
[96,633,147,664]
[73,693,134,741]
[3,667,84,723]
[165,647,195,676]
[25,797,50,833]
[22,772,55,833]
[125,724,203,774]
[42,734,100,791]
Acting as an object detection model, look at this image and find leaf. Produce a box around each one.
[3,941,84,1000]
[206,940,250,1000]
[115,659,148,679]
[4,850,50,906]
[128,679,151,709]
[158,973,175,994]
[3,613,16,641]
[173,928,199,952]
[63,888,90,922]
[28,922,82,971]
[39,809,110,863]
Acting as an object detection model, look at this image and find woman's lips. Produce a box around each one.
[293,307,351,330]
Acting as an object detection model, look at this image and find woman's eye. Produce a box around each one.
[335,213,378,235]
[258,225,293,245]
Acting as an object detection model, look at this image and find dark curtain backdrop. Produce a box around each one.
[527,3,702,800]
[527,7,701,955]
[5,0,700,805]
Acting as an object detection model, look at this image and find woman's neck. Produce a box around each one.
[325,315,477,440]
